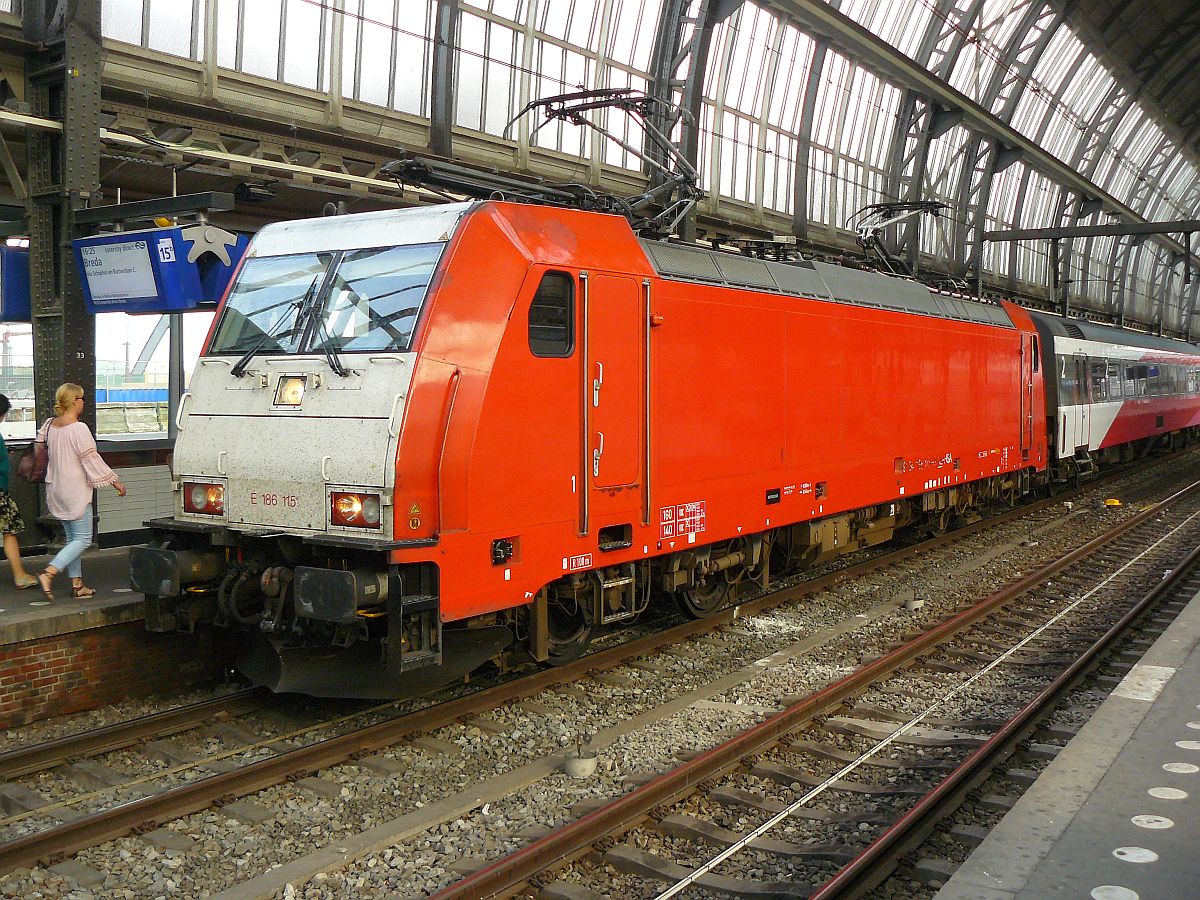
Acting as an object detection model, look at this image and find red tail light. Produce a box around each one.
[183,482,225,515]
[330,491,382,529]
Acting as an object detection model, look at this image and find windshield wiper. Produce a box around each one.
[231,277,319,378]
[294,285,350,378]
[312,313,349,377]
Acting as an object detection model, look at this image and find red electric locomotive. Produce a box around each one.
[129,199,1198,697]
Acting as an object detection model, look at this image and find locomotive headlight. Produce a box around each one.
[330,490,382,529]
[183,481,225,516]
[273,375,307,407]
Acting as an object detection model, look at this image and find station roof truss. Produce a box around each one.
[0,0,1198,338]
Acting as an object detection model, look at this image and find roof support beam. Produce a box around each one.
[951,0,1058,289]
[791,39,828,242]
[647,0,738,239]
[985,221,1200,241]
[757,0,1193,262]
[430,0,459,156]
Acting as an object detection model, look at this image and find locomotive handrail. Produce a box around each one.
[387,392,405,437]
[436,369,463,533]
[174,392,192,432]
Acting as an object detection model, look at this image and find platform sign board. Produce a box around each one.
[0,247,31,322]
[73,225,248,314]
[79,239,159,307]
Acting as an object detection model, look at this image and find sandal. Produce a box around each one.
[36,570,54,601]
[71,584,96,599]
[14,575,37,590]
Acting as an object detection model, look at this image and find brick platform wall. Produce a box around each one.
[0,623,227,728]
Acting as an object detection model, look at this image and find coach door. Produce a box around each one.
[581,272,643,533]
[1071,353,1091,453]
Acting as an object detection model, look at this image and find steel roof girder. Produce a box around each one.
[921,0,988,81]
[1075,84,1136,182]
[956,134,999,283]
[755,0,1158,239]
[941,0,1057,124]
[648,0,733,233]
[790,38,828,241]
[430,0,458,156]
[1186,262,1200,340]
[987,2,1060,123]
[884,91,934,269]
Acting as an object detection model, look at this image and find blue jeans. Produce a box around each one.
[49,504,93,580]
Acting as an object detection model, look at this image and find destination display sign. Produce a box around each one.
[79,240,159,304]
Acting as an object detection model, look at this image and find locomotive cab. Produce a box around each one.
[130,203,507,697]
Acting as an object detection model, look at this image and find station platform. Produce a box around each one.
[0,546,224,729]
[936,586,1200,899]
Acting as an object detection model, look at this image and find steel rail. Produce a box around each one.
[429,477,1200,899]
[811,539,1200,898]
[0,462,1173,875]
[0,690,269,781]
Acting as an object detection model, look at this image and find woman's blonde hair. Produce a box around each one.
[54,382,83,415]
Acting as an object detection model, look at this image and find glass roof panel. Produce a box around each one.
[280,0,324,91]
[715,3,777,119]
[148,0,196,59]
[762,127,799,216]
[767,25,816,133]
[455,9,524,135]
[531,42,594,154]
[1010,26,1080,139]
[102,0,143,47]
[241,0,283,80]
[607,0,661,71]
[1144,156,1194,221]
[835,0,934,60]
[1090,104,1144,194]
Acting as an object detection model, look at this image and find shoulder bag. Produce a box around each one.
[15,419,52,483]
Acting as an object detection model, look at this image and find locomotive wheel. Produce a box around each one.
[928,509,951,537]
[677,576,731,618]
[546,597,593,666]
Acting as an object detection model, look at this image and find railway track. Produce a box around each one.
[0,452,1192,887]
[0,691,270,781]
[428,477,1200,899]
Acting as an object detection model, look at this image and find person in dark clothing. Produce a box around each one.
[0,394,37,589]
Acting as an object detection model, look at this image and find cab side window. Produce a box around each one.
[529,272,575,357]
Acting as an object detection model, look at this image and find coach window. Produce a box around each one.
[528,272,575,357]
[1090,360,1107,402]
[1124,365,1137,397]
[1058,356,1077,404]
[1190,369,1198,394]
[1137,364,1156,396]
[1107,362,1122,399]
[1149,364,1163,395]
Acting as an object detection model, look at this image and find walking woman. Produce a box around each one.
[0,394,38,589]
[36,383,126,601]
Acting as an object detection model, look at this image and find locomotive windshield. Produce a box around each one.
[209,242,444,356]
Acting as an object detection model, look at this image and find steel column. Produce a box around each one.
[430,0,460,157]
[24,0,102,426]
[647,0,739,239]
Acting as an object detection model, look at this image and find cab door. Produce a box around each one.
[581,272,642,532]
[1020,334,1034,457]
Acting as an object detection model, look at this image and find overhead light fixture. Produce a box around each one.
[234,181,276,203]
